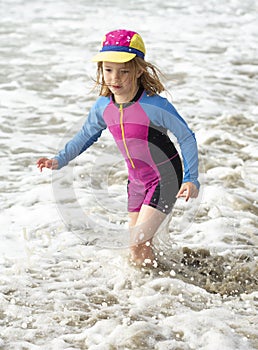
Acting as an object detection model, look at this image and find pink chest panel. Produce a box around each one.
[102,101,160,183]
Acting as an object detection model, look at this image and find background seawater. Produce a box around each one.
[0,0,257,349]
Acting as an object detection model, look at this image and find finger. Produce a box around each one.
[39,163,45,172]
[184,188,190,201]
[37,161,42,170]
[37,158,46,167]
[37,162,44,169]
[176,189,184,198]
[176,188,186,199]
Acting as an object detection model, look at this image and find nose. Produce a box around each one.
[113,70,121,81]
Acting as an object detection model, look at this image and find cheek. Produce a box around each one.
[103,71,111,81]
[123,75,133,85]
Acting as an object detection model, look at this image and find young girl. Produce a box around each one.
[37,29,200,267]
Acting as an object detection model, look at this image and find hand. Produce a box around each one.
[176,182,199,202]
[37,158,58,172]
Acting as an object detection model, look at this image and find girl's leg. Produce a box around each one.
[129,204,166,266]
[128,211,139,229]
[127,157,182,266]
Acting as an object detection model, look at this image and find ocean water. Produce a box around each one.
[0,0,258,349]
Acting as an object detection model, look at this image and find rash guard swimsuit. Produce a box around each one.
[54,87,200,214]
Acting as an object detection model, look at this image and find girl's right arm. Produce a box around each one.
[37,97,108,172]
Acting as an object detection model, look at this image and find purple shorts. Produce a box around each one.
[127,155,183,214]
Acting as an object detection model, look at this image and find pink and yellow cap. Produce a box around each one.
[92,29,145,63]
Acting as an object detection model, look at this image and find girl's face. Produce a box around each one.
[102,61,142,103]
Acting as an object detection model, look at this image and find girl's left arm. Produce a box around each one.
[165,108,200,191]
[143,96,200,192]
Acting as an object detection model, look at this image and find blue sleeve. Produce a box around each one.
[140,94,200,189]
[54,97,108,169]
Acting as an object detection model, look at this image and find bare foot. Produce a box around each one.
[130,242,157,267]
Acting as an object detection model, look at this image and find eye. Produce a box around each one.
[121,69,129,74]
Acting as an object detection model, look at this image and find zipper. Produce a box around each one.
[119,104,135,169]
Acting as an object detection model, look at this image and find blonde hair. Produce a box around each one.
[95,57,166,97]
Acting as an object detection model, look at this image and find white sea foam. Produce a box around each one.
[0,0,257,349]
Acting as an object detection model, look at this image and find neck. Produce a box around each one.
[113,85,143,104]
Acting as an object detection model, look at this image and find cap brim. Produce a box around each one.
[92,51,136,63]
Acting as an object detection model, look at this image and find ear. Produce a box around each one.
[136,69,143,79]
